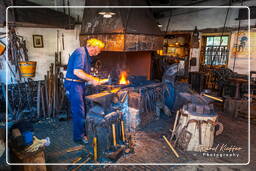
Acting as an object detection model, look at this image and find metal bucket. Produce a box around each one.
[18,61,37,77]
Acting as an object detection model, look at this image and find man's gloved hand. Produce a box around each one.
[25,136,50,153]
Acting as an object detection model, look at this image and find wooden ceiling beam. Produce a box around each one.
[1,0,75,29]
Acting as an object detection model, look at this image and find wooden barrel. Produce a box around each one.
[18,61,37,77]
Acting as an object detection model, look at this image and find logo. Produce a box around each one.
[200,144,242,158]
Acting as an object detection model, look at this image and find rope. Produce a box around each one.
[123,0,132,51]
[232,0,244,71]
[210,0,232,67]
[165,0,173,35]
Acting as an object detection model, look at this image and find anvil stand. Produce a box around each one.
[84,89,131,163]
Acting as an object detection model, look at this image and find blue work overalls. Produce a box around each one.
[64,47,92,142]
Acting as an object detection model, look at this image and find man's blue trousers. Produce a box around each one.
[64,81,86,141]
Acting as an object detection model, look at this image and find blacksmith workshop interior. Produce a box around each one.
[0,0,256,171]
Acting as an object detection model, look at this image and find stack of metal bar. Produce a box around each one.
[42,62,68,119]
[4,80,38,120]
[126,83,164,131]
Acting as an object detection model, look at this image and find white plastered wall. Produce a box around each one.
[0,25,81,84]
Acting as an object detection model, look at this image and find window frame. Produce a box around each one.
[200,33,231,68]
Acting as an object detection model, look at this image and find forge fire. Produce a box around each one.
[119,71,129,85]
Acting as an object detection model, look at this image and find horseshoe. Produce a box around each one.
[215,122,224,136]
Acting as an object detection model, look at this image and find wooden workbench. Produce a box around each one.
[228,78,248,99]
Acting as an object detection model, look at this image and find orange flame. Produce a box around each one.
[119,71,129,85]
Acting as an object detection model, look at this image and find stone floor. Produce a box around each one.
[92,113,255,171]
[1,109,255,171]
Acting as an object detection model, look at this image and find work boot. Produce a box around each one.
[74,136,88,145]
[81,136,88,144]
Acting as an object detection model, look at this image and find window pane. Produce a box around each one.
[206,37,214,45]
[204,36,229,65]
[214,36,221,45]
[221,36,228,45]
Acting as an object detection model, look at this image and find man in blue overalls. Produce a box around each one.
[64,38,107,144]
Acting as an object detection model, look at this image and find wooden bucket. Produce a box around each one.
[175,103,223,152]
[18,61,37,77]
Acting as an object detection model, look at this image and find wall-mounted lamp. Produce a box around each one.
[98,10,116,18]
[191,26,200,48]
[157,22,163,28]
[193,26,199,37]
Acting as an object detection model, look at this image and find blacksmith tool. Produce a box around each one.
[71,157,82,164]
[66,145,84,153]
[120,91,128,103]
[163,135,180,158]
[44,74,49,117]
[175,127,192,150]
[53,55,57,117]
[71,156,91,171]
[40,86,46,118]
[93,137,97,162]
[198,121,202,145]
[36,81,41,118]
[112,124,117,147]
[62,33,65,50]
[202,93,223,102]
[105,145,126,162]
[170,111,180,140]
[215,122,224,136]
[183,119,202,146]
[121,120,126,142]
[1,84,13,114]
